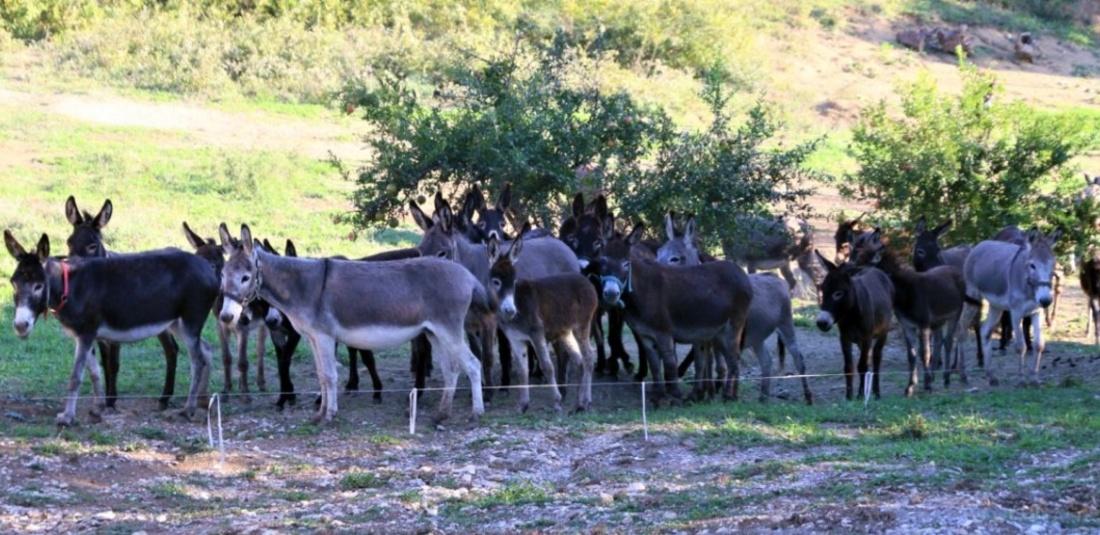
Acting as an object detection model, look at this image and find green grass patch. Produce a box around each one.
[149,481,188,500]
[470,482,552,508]
[339,471,388,490]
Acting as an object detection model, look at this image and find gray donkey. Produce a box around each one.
[657,213,813,404]
[723,214,816,293]
[218,224,488,424]
[956,228,1061,386]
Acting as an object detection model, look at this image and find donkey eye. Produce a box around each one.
[669,256,681,264]
[1028,262,1037,271]
[621,261,630,271]
[832,290,844,301]
[592,241,603,252]
[491,278,502,289]
[915,249,925,258]
[241,275,250,283]
[86,244,98,253]
[33,283,44,293]
[436,251,448,258]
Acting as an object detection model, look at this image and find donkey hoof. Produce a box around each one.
[988,377,1000,387]
[467,413,482,424]
[88,408,104,424]
[804,393,814,406]
[431,412,450,426]
[176,409,194,422]
[55,412,76,427]
[518,403,529,415]
[552,403,563,415]
[904,386,916,398]
[157,399,171,411]
[373,393,383,405]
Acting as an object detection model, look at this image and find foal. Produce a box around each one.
[855,231,966,394]
[815,252,894,400]
[488,238,598,413]
[64,196,180,410]
[6,231,217,425]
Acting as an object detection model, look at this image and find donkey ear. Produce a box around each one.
[593,194,609,219]
[558,218,576,239]
[218,223,235,253]
[496,183,512,211]
[487,236,502,263]
[518,219,533,238]
[933,219,952,237]
[1087,173,1093,187]
[65,196,83,226]
[1048,228,1063,244]
[284,239,298,257]
[4,230,27,259]
[664,211,676,241]
[914,216,927,234]
[507,236,523,262]
[626,223,645,245]
[262,238,274,252]
[181,222,205,250]
[35,233,50,261]
[572,193,585,218]
[408,200,433,232]
[433,191,448,215]
[94,199,113,229]
[815,249,838,273]
[1027,226,1042,243]
[435,205,453,233]
[240,224,254,255]
[461,187,482,221]
[601,215,616,239]
[684,215,697,243]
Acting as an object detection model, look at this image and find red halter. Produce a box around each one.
[50,262,71,314]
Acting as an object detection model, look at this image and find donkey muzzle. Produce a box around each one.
[602,284,622,307]
[499,295,517,321]
[12,306,35,339]
[815,311,835,332]
[219,299,244,325]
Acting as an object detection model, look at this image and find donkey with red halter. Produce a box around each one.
[487,238,599,413]
[956,227,1061,386]
[64,196,181,410]
[6,231,217,426]
[218,224,487,423]
[657,213,813,404]
[814,251,894,400]
[596,223,754,403]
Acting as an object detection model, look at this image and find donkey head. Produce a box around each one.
[487,237,523,320]
[656,211,700,266]
[596,223,644,306]
[182,221,226,277]
[1025,228,1062,308]
[64,196,112,258]
[912,217,951,272]
[814,250,859,332]
[5,231,51,338]
[478,183,513,242]
[852,229,891,266]
[833,212,866,264]
[559,192,614,270]
[218,223,260,326]
[411,193,458,260]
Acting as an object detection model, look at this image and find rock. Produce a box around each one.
[1027,525,1045,534]
[155,514,168,523]
[94,511,117,521]
[599,493,614,506]
[626,482,646,494]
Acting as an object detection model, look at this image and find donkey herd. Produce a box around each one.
[4,178,1095,428]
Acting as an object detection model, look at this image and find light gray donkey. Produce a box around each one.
[657,213,814,404]
[218,224,488,424]
[956,228,1061,386]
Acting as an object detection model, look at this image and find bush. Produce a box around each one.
[340,39,670,228]
[845,59,1100,252]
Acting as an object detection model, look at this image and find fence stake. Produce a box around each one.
[408,389,418,435]
[207,393,224,463]
[863,371,873,408]
[641,381,649,442]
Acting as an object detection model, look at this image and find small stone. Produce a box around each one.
[1027,525,1045,534]
[663,511,677,520]
[155,515,168,523]
[626,482,646,494]
[95,511,117,521]
[599,493,614,506]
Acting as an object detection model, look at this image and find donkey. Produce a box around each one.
[1080,251,1100,347]
[487,238,598,413]
[64,196,180,410]
[218,224,486,423]
[557,192,635,378]
[855,230,967,394]
[955,228,1061,386]
[6,231,217,426]
[597,223,754,403]
[412,194,578,394]
[910,217,984,369]
[657,214,813,404]
[814,252,894,400]
[723,214,816,292]
[181,222,271,400]
[457,183,514,243]
[833,213,868,265]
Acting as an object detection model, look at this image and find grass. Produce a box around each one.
[470,482,553,508]
[339,471,388,490]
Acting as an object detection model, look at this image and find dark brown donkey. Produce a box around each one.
[855,231,967,394]
[487,238,599,413]
[1081,251,1100,347]
[833,213,868,265]
[596,223,754,403]
[814,252,894,400]
[64,196,180,410]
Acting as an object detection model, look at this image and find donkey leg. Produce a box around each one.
[346,347,361,392]
[558,332,587,413]
[752,341,773,403]
[980,306,1002,386]
[872,335,886,399]
[275,333,299,410]
[497,329,513,390]
[592,311,608,377]
[175,325,212,422]
[778,319,812,404]
[531,333,562,414]
[362,349,383,404]
[678,347,696,379]
[1022,315,1034,353]
[1029,310,1045,386]
[608,308,629,377]
[656,336,682,402]
[1011,315,1028,380]
[235,327,251,402]
[859,340,873,398]
[58,336,96,427]
[221,329,234,394]
[579,333,597,412]
[719,333,741,402]
[507,334,532,414]
[840,336,855,401]
[1093,299,1100,347]
[632,327,650,383]
[690,343,709,401]
[920,328,934,393]
[780,264,797,291]
[413,334,432,394]
[157,334,179,411]
[902,327,918,397]
[255,325,268,392]
[83,346,106,423]
[306,333,339,423]
[97,341,117,410]
[998,311,1013,352]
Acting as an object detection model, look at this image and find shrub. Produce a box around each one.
[845,58,1100,252]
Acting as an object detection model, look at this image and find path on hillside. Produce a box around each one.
[0,85,370,163]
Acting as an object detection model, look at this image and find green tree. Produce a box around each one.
[845,60,1100,254]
